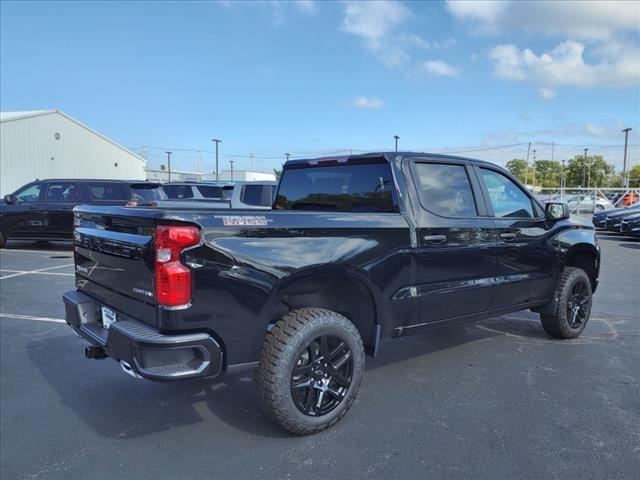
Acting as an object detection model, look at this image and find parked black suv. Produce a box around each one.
[63,153,600,435]
[0,179,163,247]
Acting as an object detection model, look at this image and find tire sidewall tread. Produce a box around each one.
[255,308,365,435]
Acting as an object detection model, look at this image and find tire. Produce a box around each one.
[595,204,605,212]
[255,308,365,435]
[540,267,593,339]
[0,230,5,248]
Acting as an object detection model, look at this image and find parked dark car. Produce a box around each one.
[592,206,631,229]
[620,212,640,237]
[0,179,164,247]
[603,205,640,231]
[63,152,600,435]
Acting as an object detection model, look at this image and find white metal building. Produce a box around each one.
[0,110,146,195]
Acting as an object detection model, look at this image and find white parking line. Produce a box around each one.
[0,248,72,254]
[0,264,74,280]
[0,313,66,324]
[0,269,75,277]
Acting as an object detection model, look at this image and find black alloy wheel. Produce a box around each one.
[290,334,353,417]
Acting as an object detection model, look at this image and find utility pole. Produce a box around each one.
[250,153,254,171]
[584,147,589,188]
[212,138,221,183]
[525,142,532,185]
[229,160,235,181]
[285,153,291,162]
[622,128,632,188]
[394,135,400,152]
[561,159,566,196]
[165,151,172,182]
[532,149,537,186]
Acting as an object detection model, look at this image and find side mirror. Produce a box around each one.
[545,202,570,221]
[4,194,16,204]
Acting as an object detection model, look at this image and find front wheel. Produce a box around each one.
[595,204,605,212]
[255,308,365,435]
[540,267,593,339]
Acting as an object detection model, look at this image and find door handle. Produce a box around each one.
[500,232,517,240]
[423,234,447,243]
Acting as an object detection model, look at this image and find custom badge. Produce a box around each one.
[216,215,271,226]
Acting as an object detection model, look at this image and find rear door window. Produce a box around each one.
[44,182,82,203]
[163,185,194,199]
[413,163,478,217]
[88,183,130,201]
[275,162,398,212]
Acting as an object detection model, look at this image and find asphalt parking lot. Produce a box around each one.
[1,233,638,480]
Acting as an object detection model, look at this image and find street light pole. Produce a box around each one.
[212,139,221,183]
[394,135,400,152]
[165,151,172,182]
[622,128,632,188]
[229,160,234,181]
[285,153,290,162]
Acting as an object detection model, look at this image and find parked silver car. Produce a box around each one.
[564,194,614,213]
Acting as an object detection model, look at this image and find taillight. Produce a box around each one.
[155,224,200,307]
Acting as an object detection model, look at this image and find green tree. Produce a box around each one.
[629,165,640,188]
[506,159,534,184]
[273,168,282,180]
[533,160,562,188]
[565,155,614,188]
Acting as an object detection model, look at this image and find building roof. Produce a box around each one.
[0,109,146,164]
[0,110,57,122]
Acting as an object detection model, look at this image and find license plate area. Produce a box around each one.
[101,306,117,330]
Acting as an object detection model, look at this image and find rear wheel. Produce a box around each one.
[595,204,605,212]
[540,267,592,339]
[255,308,365,435]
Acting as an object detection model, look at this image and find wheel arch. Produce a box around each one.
[562,243,600,292]
[260,266,382,357]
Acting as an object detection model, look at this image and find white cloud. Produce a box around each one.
[422,60,459,77]
[537,87,557,100]
[352,96,386,109]
[294,0,315,14]
[447,0,640,39]
[490,40,640,89]
[341,0,413,67]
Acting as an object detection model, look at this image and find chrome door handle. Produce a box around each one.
[500,232,517,239]
[423,234,447,242]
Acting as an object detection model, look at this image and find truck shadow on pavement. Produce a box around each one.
[28,317,551,439]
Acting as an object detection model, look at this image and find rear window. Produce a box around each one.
[163,185,194,199]
[275,162,398,212]
[88,183,130,201]
[195,185,225,199]
[131,185,166,201]
[241,184,275,206]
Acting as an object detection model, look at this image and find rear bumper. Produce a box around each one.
[63,290,223,381]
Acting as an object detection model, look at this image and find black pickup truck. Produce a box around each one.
[63,152,600,435]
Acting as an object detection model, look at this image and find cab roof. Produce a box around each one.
[282,151,497,169]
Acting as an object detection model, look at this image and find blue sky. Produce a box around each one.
[1,0,639,173]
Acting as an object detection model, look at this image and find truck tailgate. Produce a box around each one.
[73,210,158,305]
